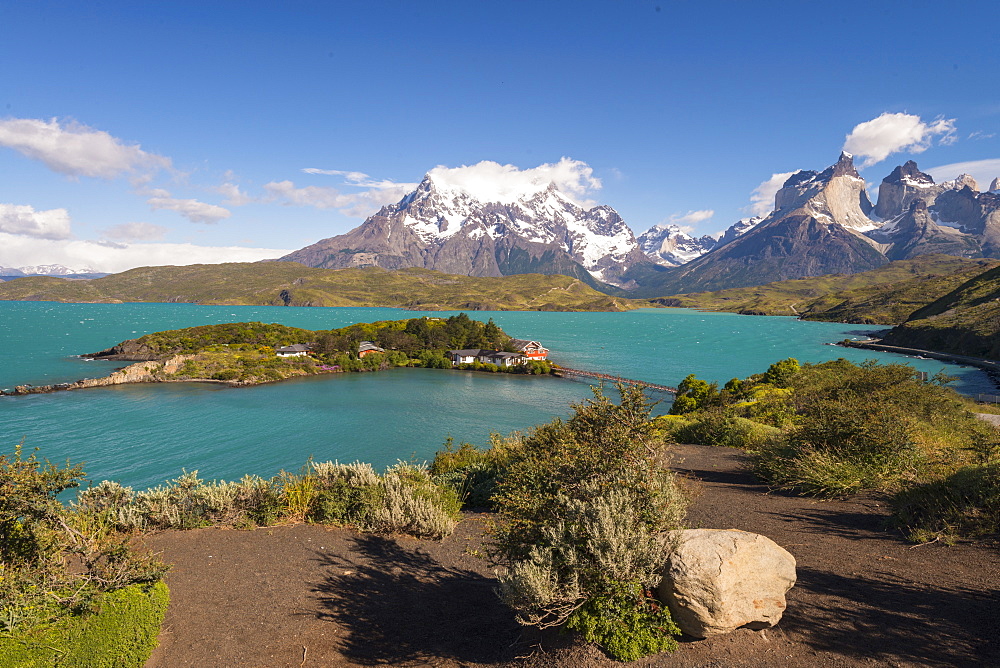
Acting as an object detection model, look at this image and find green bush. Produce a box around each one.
[668,374,719,415]
[307,461,383,526]
[490,385,686,660]
[430,437,514,509]
[754,398,919,497]
[893,462,1000,543]
[672,410,781,449]
[565,581,680,661]
[0,581,168,668]
[1,445,166,636]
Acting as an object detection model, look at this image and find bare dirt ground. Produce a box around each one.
[144,444,1000,667]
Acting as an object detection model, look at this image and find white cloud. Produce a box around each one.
[0,117,171,179]
[969,130,996,141]
[843,113,957,168]
[0,233,292,274]
[216,182,255,206]
[147,194,231,224]
[264,181,347,209]
[748,172,797,216]
[0,204,72,239]
[302,168,371,182]
[925,159,1000,190]
[425,158,602,206]
[265,177,413,218]
[671,209,714,225]
[101,222,169,242]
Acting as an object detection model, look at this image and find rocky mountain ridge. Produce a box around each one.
[279,176,653,289]
[637,224,718,266]
[626,154,1000,295]
[277,154,1000,296]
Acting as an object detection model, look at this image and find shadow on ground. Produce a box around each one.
[789,566,999,667]
[311,534,521,665]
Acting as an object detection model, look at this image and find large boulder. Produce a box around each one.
[656,529,796,638]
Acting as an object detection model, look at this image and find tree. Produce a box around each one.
[668,374,719,414]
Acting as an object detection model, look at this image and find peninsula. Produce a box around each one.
[1,314,553,396]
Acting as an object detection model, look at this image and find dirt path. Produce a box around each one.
[143,444,1000,667]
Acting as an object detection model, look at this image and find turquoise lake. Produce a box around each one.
[1,301,993,490]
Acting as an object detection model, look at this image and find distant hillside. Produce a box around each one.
[880,264,1000,360]
[0,262,646,312]
[654,256,1000,325]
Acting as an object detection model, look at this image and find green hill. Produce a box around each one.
[653,255,1000,325]
[0,262,647,311]
[880,264,1000,360]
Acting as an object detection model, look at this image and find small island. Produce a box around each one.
[1,314,554,396]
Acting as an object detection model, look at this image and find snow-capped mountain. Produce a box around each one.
[280,172,653,288]
[281,155,1000,297]
[714,216,763,248]
[637,224,717,266]
[631,153,892,295]
[631,152,1000,296]
[12,264,101,276]
[868,161,1000,258]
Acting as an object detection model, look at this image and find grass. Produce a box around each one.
[655,255,999,324]
[663,357,1000,542]
[0,263,650,311]
[881,264,1000,360]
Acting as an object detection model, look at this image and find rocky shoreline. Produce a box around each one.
[0,355,201,396]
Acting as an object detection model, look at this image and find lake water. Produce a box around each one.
[1,301,992,490]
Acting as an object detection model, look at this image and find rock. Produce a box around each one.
[656,529,796,638]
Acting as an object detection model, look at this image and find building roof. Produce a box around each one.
[276,344,311,353]
[448,349,486,357]
[510,338,545,351]
[358,341,385,353]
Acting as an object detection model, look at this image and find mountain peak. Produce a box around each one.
[953,174,979,191]
[637,224,716,266]
[990,177,1000,193]
[883,160,935,187]
[819,151,861,180]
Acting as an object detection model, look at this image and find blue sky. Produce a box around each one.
[1,1,998,271]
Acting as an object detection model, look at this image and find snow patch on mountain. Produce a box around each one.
[637,224,717,266]
[15,264,100,275]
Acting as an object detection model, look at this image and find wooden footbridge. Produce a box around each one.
[555,366,677,394]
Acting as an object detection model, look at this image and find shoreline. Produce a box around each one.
[1,356,559,398]
[838,339,1000,393]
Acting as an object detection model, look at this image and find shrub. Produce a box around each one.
[759,357,800,387]
[1,444,167,652]
[430,437,516,509]
[362,462,462,538]
[78,460,461,539]
[307,461,384,526]
[0,582,169,668]
[754,398,920,497]
[565,580,680,661]
[668,374,719,415]
[490,385,686,660]
[672,410,781,449]
[76,473,283,532]
[893,462,1000,543]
